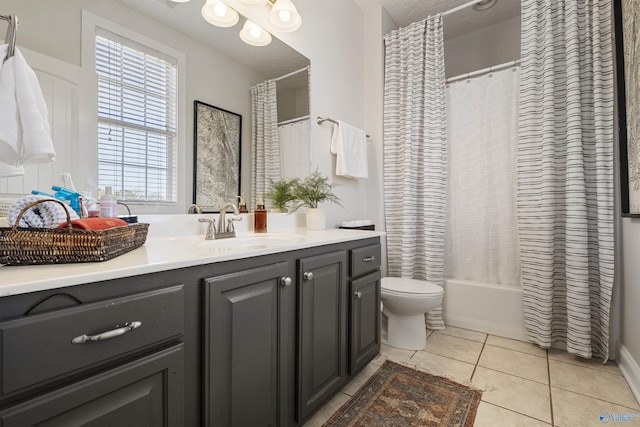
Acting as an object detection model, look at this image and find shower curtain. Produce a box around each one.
[445,68,521,286]
[517,0,614,359]
[250,80,280,208]
[279,119,310,180]
[383,15,447,330]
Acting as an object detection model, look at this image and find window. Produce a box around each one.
[95,28,177,202]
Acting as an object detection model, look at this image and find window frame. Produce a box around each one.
[81,10,187,213]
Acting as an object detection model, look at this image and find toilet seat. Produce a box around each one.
[381,277,443,296]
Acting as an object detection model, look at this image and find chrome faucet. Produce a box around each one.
[216,203,242,238]
[187,204,202,214]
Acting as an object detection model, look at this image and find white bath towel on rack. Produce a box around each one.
[0,46,55,177]
[330,120,368,179]
[0,43,24,177]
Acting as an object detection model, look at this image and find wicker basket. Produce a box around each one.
[0,199,148,266]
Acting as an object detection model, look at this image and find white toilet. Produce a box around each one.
[381,277,444,351]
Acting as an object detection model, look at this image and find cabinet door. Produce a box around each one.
[297,251,347,423]
[0,344,184,427]
[203,262,290,427]
[350,270,381,374]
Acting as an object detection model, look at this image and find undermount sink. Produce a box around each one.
[196,233,306,249]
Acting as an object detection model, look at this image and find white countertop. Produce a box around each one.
[0,213,384,297]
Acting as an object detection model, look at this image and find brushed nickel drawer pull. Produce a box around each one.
[362,256,376,262]
[71,321,142,344]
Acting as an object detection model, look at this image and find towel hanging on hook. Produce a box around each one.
[1,13,18,63]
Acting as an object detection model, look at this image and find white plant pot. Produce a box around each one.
[306,208,326,230]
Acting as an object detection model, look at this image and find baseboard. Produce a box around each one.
[618,344,640,407]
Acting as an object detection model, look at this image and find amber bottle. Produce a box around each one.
[254,193,267,233]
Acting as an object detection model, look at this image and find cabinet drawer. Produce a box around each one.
[0,285,184,397]
[350,244,381,277]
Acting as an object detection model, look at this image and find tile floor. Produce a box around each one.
[303,326,640,427]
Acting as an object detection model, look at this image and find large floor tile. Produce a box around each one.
[410,349,476,384]
[372,344,415,366]
[552,387,640,427]
[548,348,622,376]
[549,359,640,409]
[438,325,487,343]
[301,392,351,427]
[472,366,552,423]
[486,335,547,357]
[474,402,551,427]
[424,331,484,364]
[478,345,549,384]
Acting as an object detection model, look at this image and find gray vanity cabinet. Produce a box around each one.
[348,244,382,375]
[0,344,184,427]
[203,261,293,427]
[297,251,348,423]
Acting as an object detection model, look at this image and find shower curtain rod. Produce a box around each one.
[442,0,487,16]
[446,59,520,83]
[273,65,309,82]
[278,114,310,126]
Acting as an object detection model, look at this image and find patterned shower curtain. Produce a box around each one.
[250,80,280,208]
[517,0,614,359]
[383,15,447,330]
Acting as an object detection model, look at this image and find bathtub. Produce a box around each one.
[442,278,527,341]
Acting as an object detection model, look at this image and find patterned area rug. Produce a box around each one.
[323,360,482,427]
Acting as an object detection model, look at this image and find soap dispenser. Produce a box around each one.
[237,194,248,214]
[254,193,267,233]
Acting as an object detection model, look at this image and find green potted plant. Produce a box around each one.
[290,170,341,229]
[266,178,297,212]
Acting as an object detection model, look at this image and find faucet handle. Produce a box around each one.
[226,215,242,233]
[198,217,216,240]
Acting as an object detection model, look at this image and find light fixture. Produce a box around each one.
[269,0,301,32]
[169,0,191,3]
[239,19,272,46]
[201,0,239,27]
[472,0,498,11]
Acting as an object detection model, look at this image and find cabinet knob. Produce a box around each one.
[354,291,362,299]
[281,276,292,286]
[303,271,314,281]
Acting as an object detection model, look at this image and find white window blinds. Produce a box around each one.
[95,28,177,202]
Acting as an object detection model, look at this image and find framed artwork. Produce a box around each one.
[615,0,640,217]
[193,101,241,212]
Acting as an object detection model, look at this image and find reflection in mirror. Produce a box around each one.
[0,0,310,214]
[116,0,310,210]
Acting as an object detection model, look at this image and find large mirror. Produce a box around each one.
[0,0,310,213]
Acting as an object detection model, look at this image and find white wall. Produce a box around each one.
[1,0,267,213]
[444,16,521,77]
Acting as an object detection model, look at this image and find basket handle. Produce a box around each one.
[13,199,73,231]
[117,201,131,215]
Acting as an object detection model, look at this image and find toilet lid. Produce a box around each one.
[382,277,443,295]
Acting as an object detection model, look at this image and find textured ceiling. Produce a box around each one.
[379,0,521,39]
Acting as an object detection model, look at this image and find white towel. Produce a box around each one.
[330,120,368,179]
[14,48,55,164]
[7,195,79,228]
[0,46,54,177]
[0,44,24,177]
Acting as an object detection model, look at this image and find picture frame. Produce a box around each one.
[615,0,640,217]
[193,101,242,213]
